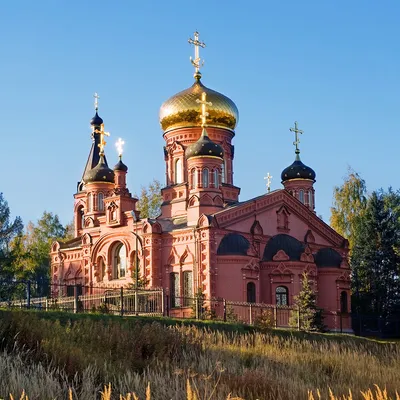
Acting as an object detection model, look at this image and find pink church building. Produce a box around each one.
[51,33,351,330]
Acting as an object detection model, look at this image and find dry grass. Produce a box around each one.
[0,310,398,399]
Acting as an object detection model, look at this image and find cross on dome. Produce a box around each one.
[188,31,206,78]
[94,125,110,156]
[94,92,100,111]
[264,172,273,192]
[290,121,303,154]
[115,137,125,158]
[196,92,212,127]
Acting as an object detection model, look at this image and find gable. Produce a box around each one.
[213,190,344,248]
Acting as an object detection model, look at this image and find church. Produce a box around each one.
[51,32,351,330]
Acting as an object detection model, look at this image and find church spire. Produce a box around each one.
[77,94,113,191]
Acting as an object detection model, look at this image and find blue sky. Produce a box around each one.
[1,1,399,226]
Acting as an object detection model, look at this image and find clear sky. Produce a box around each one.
[1,1,399,227]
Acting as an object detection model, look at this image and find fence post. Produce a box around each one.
[73,285,78,314]
[45,298,48,312]
[134,287,138,316]
[119,287,124,317]
[273,306,277,328]
[166,294,170,317]
[161,289,165,316]
[26,280,31,309]
[223,299,227,322]
[249,304,253,325]
[195,297,199,320]
[297,305,301,331]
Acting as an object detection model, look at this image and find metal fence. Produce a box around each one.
[0,282,164,317]
[1,280,399,337]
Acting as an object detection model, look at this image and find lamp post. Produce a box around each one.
[131,211,143,288]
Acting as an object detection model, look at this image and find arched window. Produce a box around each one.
[191,169,197,189]
[170,272,180,308]
[113,243,127,279]
[276,286,289,306]
[87,193,92,212]
[340,291,348,313]
[221,161,226,183]
[299,190,304,204]
[175,159,182,184]
[77,206,84,230]
[309,190,313,209]
[214,169,219,188]
[247,282,256,303]
[202,168,209,188]
[183,271,193,306]
[98,193,104,211]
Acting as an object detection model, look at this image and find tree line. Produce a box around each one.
[330,168,400,319]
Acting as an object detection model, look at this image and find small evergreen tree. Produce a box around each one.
[289,272,325,332]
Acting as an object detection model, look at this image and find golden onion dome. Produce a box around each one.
[159,78,239,133]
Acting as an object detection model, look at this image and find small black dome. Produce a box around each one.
[84,155,115,184]
[90,111,104,126]
[263,234,304,261]
[114,158,128,172]
[281,154,316,182]
[314,248,342,268]
[185,128,224,160]
[217,233,250,256]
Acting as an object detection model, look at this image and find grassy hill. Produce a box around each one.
[0,309,398,399]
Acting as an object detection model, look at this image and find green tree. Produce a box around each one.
[0,193,23,255]
[352,190,400,317]
[289,272,325,332]
[330,167,367,251]
[11,212,66,296]
[0,193,23,279]
[136,179,162,219]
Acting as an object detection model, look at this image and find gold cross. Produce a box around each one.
[196,92,212,127]
[290,121,303,153]
[264,173,273,192]
[188,31,206,75]
[94,92,100,111]
[94,126,110,156]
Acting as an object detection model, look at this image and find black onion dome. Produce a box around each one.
[114,158,128,172]
[281,154,316,182]
[84,155,115,183]
[185,128,224,160]
[90,111,104,126]
[314,248,342,268]
[262,234,305,261]
[217,233,250,256]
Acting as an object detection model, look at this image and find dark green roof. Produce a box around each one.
[281,153,316,182]
[114,158,128,172]
[84,155,115,184]
[217,233,250,256]
[185,128,224,160]
[314,248,342,268]
[263,234,305,261]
